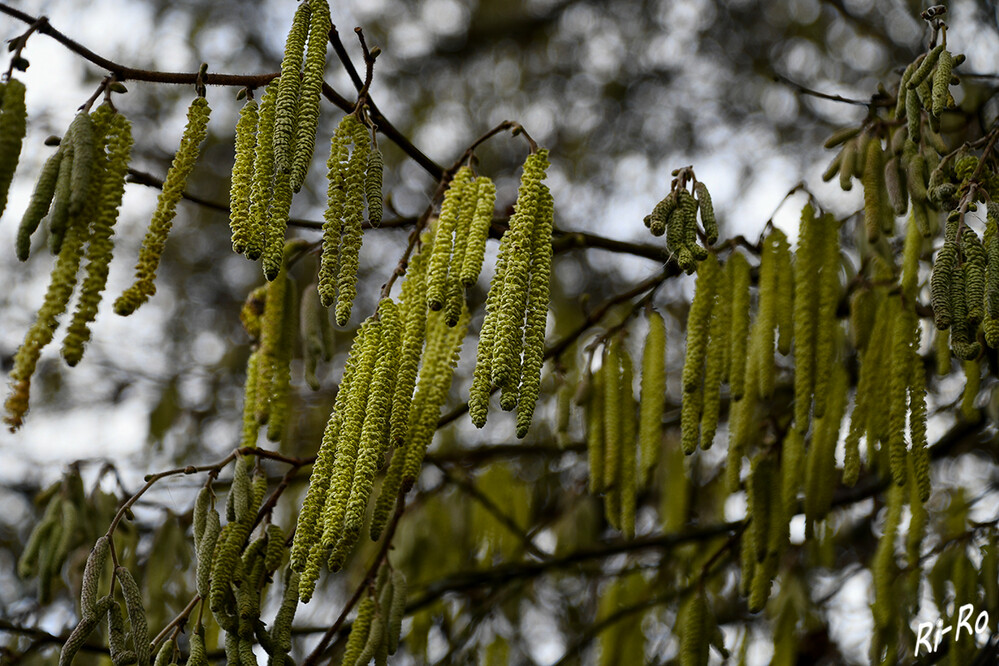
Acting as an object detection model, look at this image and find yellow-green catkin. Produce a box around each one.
[803,365,848,533]
[602,338,623,527]
[909,333,930,503]
[401,308,469,490]
[469,221,508,427]
[872,483,904,631]
[255,260,290,426]
[679,590,708,666]
[291,0,331,192]
[318,116,353,308]
[888,310,915,487]
[755,232,780,399]
[301,284,333,390]
[792,203,820,433]
[67,111,97,219]
[389,239,430,446]
[262,168,294,282]
[638,309,666,482]
[726,252,750,400]
[366,145,383,226]
[694,181,717,244]
[700,261,730,450]
[682,254,721,453]
[811,215,841,419]
[16,146,64,261]
[780,427,804,527]
[587,363,606,494]
[247,80,279,261]
[444,176,481,326]
[115,96,211,316]
[292,323,363,601]
[115,567,149,666]
[491,150,550,390]
[516,185,554,438]
[229,98,259,255]
[460,177,496,286]
[46,140,75,256]
[961,359,980,421]
[427,166,473,311]
[63,107,134,367]
[0,77,27,218]
[931,49,953,119]
[862,137,888,242]
[773,233,793,354]
[4,180,93,430]
[273,0,310,178]
[320,318,380,556]
[963,230,987,325]
[334,300,400,566]
[266,274,299,442]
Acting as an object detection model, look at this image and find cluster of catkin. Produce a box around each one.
[469,149,553,437]
[318,113,384,325]
[292,233,466,601]
[339,564,407,666]
[4,103,134,430]
[60,539,153,666]
[190,460,299,666]
[644,171,717,273]
[583,310,665,538]
[228,0,331,280]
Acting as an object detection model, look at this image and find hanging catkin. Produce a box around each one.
[247,80,279,261]
[115,96,211,316]
[681,253,721,454]
[792,203,820,432]
[62,106,134,367]
[460,177,496,286]
[273,0,310,179]
[638,309,666,482]
[726,252,750,400]
[0,77,27,219]
[16,146,64,261]
[229,97,259,255]
[699,261,729,450]
[291,0,331,192]
[602,338,623,527]
[427,166,473,311]
[586,362,606,494]
[811,215,841,418]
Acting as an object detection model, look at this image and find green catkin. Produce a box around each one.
[370,442,406,541]
[909,339,930,503]
[638,310,666,480]
[267,275,298,442]
[389,241,431,443]
[336,300,400,563]
[62,108,134,366]
[261,170,294,281]
[687,258,725,404]
[726,252,750,400]
[961,359,980,421]
[320,319,380,553]
[196,508,220,599]
[255,264,289,425]
[115,567,150,666]
[470,220,513,427]
[700,282,729,451]
[67,111,96,218]
[901,212,922,303]
[804,365,848,533]
[80,536,109,615]
[16,495,60,578]
[491,150,550,389]
[748,455,775,563]
[334,120,371,325]
[888,310,914,487]
[342,596,375,666]
[905,89,922,144]
[602,340,623,506]
[387,569,406,654]
[895,58,919,118]
[107,601,129,666]
[772,230,794,355]
[291,0,331,192]
[187,626,207,666]
[4,193,90,430]
[115,97,211,315]
[224,632,239,666]
[154,639,174,666]
[47,143,74,256]
[665,191,685,251]
[460,177,496,286]
[755,232,780,399]
[444,176,480,326]
[821,151,842,183]
[59,612,102,666]
[354,608,384,666]
[273,0,310,178]
[516,185,554,438]
[811,217,840,418]
[292,316,363,586]
[16,147,64,261]
[587,365,606,493]
[619,343,637,536]
[400,308,468,490]
[366,144,384,224]
[780,428,804,526]
[862,138,886,243]
[646,192,675,237]
[247,80,279,261]
[884,156,907,216]
[838,138,856,190]
[950,257,981,360]
[230,99,259,255]
[931,49,953,118]
[694,181,717,244]
[0,78,26,218]
[679,590,708,666]
[987,219,999,325]
[823,126,861,149]
[318,119,350,307]
[872,484,904,631]
[792,203,820,433]
[931,239,958,330]
[963,231,987,324]
[909,44,944,90]
[301,285,330,390]
[241,351,261,446]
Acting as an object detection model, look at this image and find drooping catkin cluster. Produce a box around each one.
[115,96,211,315]
[339,564,407,666]
[242,239,309,446]
[319,114,384,325]
[0,77,27,219]
[5,104,133,430]
[468,149,553,436]
[426,165,497,326]
[273,0,331,193]
[644,169,716,273]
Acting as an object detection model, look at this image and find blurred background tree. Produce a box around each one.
[1,1,998,664]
